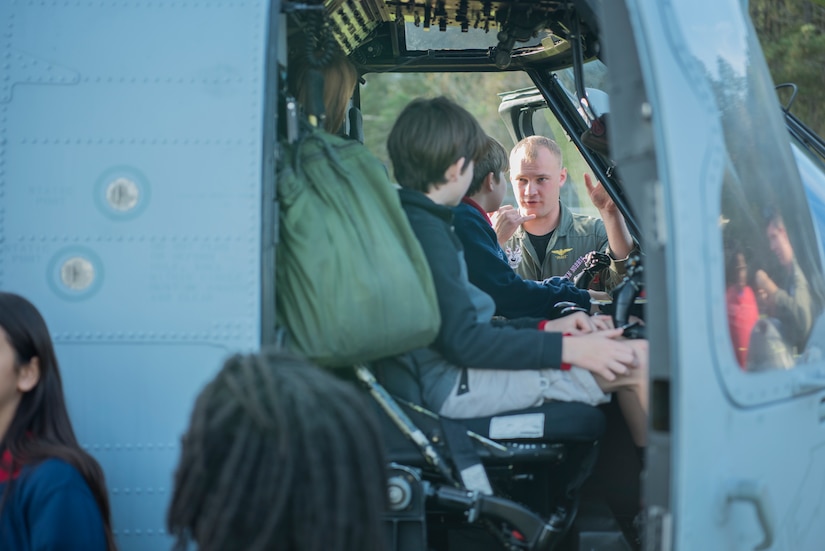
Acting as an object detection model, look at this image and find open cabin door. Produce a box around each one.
[604,2,825,550]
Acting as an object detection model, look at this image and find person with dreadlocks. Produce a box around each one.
[167,349,389,551]
[0,292,117,550]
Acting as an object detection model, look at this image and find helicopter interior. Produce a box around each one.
[279,1,825,550]
[280,2,649,551]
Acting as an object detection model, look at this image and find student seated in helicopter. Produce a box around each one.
[387,96,648,448]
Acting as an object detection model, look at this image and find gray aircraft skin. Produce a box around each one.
[2,1,825,550]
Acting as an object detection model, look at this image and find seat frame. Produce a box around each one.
[354,365,606,551]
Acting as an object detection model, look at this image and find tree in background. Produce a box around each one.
[751,0,825,136]
[360,71,533,169]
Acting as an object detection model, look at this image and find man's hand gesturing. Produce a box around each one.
[491,204,535,247]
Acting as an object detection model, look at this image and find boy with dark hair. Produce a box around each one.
[453,135,596,318]
[388,97,647,448]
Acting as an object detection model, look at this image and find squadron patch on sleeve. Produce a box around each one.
[505,245,523,270]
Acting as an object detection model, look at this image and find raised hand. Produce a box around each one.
[584,173,634,259]
[584,173,617,213]
[754,269,778,308]
[491,204,535,246]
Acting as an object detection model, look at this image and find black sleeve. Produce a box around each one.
[490,317,545,329]
[409,212,563,370]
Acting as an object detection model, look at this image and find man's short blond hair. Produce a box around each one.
[510,135,563,169]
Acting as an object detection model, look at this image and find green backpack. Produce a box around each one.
[276,128,441,367]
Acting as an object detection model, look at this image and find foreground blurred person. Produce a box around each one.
[0,292,116,550]
[168,349,389,551]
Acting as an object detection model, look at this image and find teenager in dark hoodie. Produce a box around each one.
[387,97,648,448]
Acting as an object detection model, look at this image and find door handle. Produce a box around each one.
[718,479,774,551]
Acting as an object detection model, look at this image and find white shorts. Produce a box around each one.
[438,367,609,419]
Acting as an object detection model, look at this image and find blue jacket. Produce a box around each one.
[452,199,591,318]
[0,459,108,551]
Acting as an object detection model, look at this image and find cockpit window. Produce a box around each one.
[403,22,545,51]
[553,60,610,122]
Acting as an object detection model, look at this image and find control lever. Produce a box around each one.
[429,484,561,550]
[572,251,611,289]
[612,254,644,338]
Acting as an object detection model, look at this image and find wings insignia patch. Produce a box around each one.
[550,247,574,260]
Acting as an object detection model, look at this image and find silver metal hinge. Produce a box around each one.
[644,505,672,551]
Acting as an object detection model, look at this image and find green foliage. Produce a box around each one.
[360,71,533,170]
[750,0,825,136]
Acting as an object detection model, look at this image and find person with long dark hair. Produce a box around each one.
[167,349,389,551]
[0,292,116,550]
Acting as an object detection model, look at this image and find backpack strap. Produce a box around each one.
[440,418,494,495]
[354,366,459,487]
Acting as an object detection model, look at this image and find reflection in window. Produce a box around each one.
[721,168,824,371]
[683,5,825,372]
[724,238,759,368]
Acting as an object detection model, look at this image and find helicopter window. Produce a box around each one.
[544,59,615,220]
[720,159,825,373]
[672,6,825,376]
[553,60,610,121]
[402,18,549,52]
[361,70,610,222]
[403,22,542,51]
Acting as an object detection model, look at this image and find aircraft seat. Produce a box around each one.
[368,354,605,507]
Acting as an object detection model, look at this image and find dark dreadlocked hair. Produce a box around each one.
[167,349,389,551]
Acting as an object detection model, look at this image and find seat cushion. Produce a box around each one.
[460,401,606,443]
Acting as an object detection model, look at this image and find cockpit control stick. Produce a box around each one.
[573,251,611,289]
[612,254,645,339]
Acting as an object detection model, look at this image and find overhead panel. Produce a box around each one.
[325,0,393,54]
[324,1,566,54]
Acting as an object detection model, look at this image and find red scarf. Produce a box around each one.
[461,196,493,226]
[0,449,21,482]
